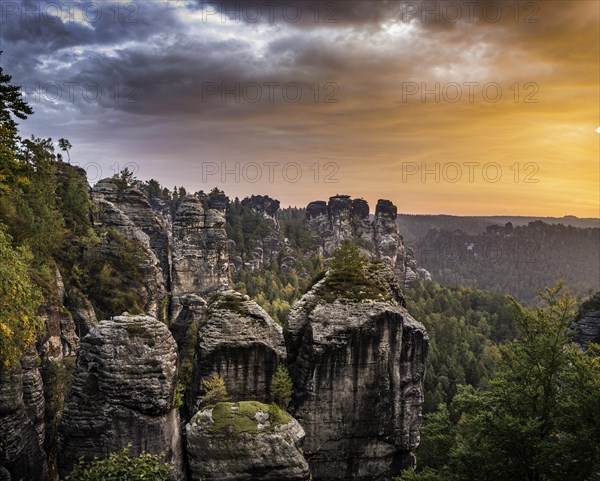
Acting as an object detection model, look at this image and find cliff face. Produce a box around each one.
[93,179,171,284]
[185,401,310,481]
[91,182,167,318]
[171,196,229,311]
[58,315,182,479]
[38,269,80,362]
[572,292,600,350]
[0,363,48,481]
[191,291,286,410]
[306,196,430,287]
[284,264,428,480]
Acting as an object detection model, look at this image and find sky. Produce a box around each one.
[1,0,599,216]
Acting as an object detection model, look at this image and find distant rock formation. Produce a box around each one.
[284,262,428,480]
[232,195,282,271]
[191,291,286,410]
[306,196,431,287]
[241,195,281,220]
[185,401,310,481]
[58,315,183,480]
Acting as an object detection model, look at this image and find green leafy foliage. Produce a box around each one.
[67,446,172,481]
[0,226,44,366]
[403,286,600,481]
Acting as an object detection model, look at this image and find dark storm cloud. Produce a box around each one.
[1,0,597,215]
[197,0,404,30]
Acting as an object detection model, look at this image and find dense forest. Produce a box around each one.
[410,223,600,305]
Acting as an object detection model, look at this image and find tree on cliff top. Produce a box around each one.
[329,240,367,279]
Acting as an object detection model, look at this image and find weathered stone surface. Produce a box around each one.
[93,179,171,282]
[58,315,182,479]
[241,195,281,219]
[186,401,310,481]
[171,196,230,311]
[38,269,80,362]
[91,193,166,318]
[191,291,286,410]
[66,287,98,339]
[0,363,48,481]
[21,349,45,446]
[572,292,600,350]
[170,293,206,349]
[285,265,428,480]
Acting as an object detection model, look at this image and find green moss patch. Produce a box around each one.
[207,401,291,436]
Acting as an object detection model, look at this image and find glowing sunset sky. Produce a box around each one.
[2,0,599,215]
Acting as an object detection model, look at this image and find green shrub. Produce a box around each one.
[67,446,171,481]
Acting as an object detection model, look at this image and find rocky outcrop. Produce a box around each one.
[21,349,46,446]
[191,291,286,410]
[0,363,48,481]
[241,195,280,220]
[186,401,310,481]
[91,187,166,318]
[92,179,171,283]
[58,315,182,479]
[572,292,600,350]
[305,196,430,287]
[38,268,79,362]
[285,263,428,480]
[171,195,229,321]
[66,287,98,339]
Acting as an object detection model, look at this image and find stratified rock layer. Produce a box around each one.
[285,265,428,481]
[0,363,48,481]
[58,315,182,479]
[185,401,310,481]
[91,184,167,318]
[192,291,286,409]
[572,292,600,350]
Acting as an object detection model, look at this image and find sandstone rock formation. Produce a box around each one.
[171,195,230,322]
[285,263,428,480]
[186,401,310,481]
[93,179,171,283]
[572,292,600,350]
[37,268,80,362]
[305,196,430,287]
[58,315,182,480]
[191,291,286,410]
[0,363,48,481]
[91,184,167,318]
